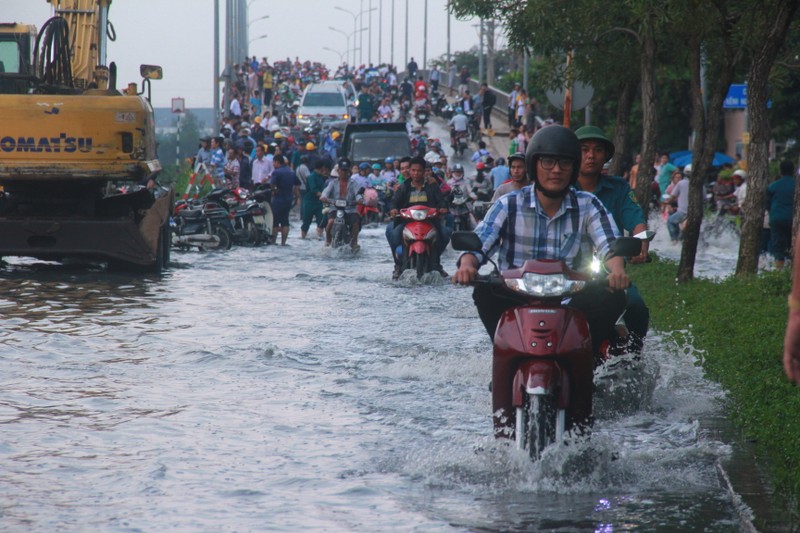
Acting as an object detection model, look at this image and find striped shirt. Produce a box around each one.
[470,185,620,271]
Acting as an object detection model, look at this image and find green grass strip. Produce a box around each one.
[629,254,800,510]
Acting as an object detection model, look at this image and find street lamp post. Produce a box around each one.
[248,14,270,27]
[329,26,366,68]
[335,5,377,67]
[322,46,347,64]
[334,5,358,67]
[249,34,268,46]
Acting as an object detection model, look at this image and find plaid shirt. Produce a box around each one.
[470,185,620,271]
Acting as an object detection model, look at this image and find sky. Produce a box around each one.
[5,0,485,108]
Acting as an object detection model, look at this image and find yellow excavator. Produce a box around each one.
[0,0,173,271]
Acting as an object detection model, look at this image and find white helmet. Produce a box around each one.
[733,169,747,179]
[683,163,692,176]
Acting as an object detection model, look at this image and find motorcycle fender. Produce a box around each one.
[511,360,562,408]
[408,240,429,255]
[403,220,435,242]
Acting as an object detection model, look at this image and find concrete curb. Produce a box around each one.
[716,459,760,532]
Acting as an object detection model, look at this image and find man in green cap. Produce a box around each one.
[575,124,650,352]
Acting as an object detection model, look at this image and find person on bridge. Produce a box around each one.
[457,66,470,96]
[194,137,212,170]
[407,58,419,79]
[575,125,650,352]
[453,125,628,360]
[478,83,496,135]
[428,65,440,93]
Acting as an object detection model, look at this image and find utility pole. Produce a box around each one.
[360,0,364,66]
[446,0,451,70]
[368,0,372,65]
[486,19,495,85]
[390,0,394,67]
[214,0,220,129]
[404,0,408,70]
[478,19,484,83]
[522,49,529,92]
[423,0,428,71]
[378,0,382,64]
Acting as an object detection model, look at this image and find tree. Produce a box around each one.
[736,0,800,276]
[676,1,748,282]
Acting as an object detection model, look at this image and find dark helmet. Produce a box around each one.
[574,125,615,162]
[525,125,581,187]
[507,152,525,165]
[337,157,352,171]
[451,163,464,173]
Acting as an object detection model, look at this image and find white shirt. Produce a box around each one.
[734,182,747,207]
[251,156,273,184]
[230,98,241,117]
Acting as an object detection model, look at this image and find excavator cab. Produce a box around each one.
[0,23,36,94]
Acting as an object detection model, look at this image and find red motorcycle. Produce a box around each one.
[452,231,646,460]
[397,205,440,278]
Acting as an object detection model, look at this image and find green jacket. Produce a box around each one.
[304,171,326,208]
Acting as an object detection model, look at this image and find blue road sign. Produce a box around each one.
[724,84,747,108]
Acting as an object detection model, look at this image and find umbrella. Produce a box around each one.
[670,150,735,168]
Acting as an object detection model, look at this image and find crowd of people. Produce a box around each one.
[623,146,796,269]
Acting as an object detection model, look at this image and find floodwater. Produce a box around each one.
[0,217,753,532]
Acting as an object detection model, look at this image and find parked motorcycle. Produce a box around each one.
[215,186,274,246]
[451,231,648,460]
[171,195,235,251]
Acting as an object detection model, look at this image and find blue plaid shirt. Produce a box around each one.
[469,185,620,271]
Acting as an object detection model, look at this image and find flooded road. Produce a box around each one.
[0,219,749,531]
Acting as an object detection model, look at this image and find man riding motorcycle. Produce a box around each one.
[320,157,363,251]
[446,163,475,230]
[574,125,650,352]
[453,125,629,357]
[386,156,451,279]
[448,107,469,150]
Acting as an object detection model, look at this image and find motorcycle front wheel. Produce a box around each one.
[518,393,562,461]
[409,251,429,278]
[331,221,348,248]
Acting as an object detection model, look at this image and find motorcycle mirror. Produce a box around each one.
[633,230,657,242]
[609,236,642,258]
[451,231,483,252]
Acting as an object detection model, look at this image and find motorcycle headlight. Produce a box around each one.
[504,273,585,297]
[411,209,427,221]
